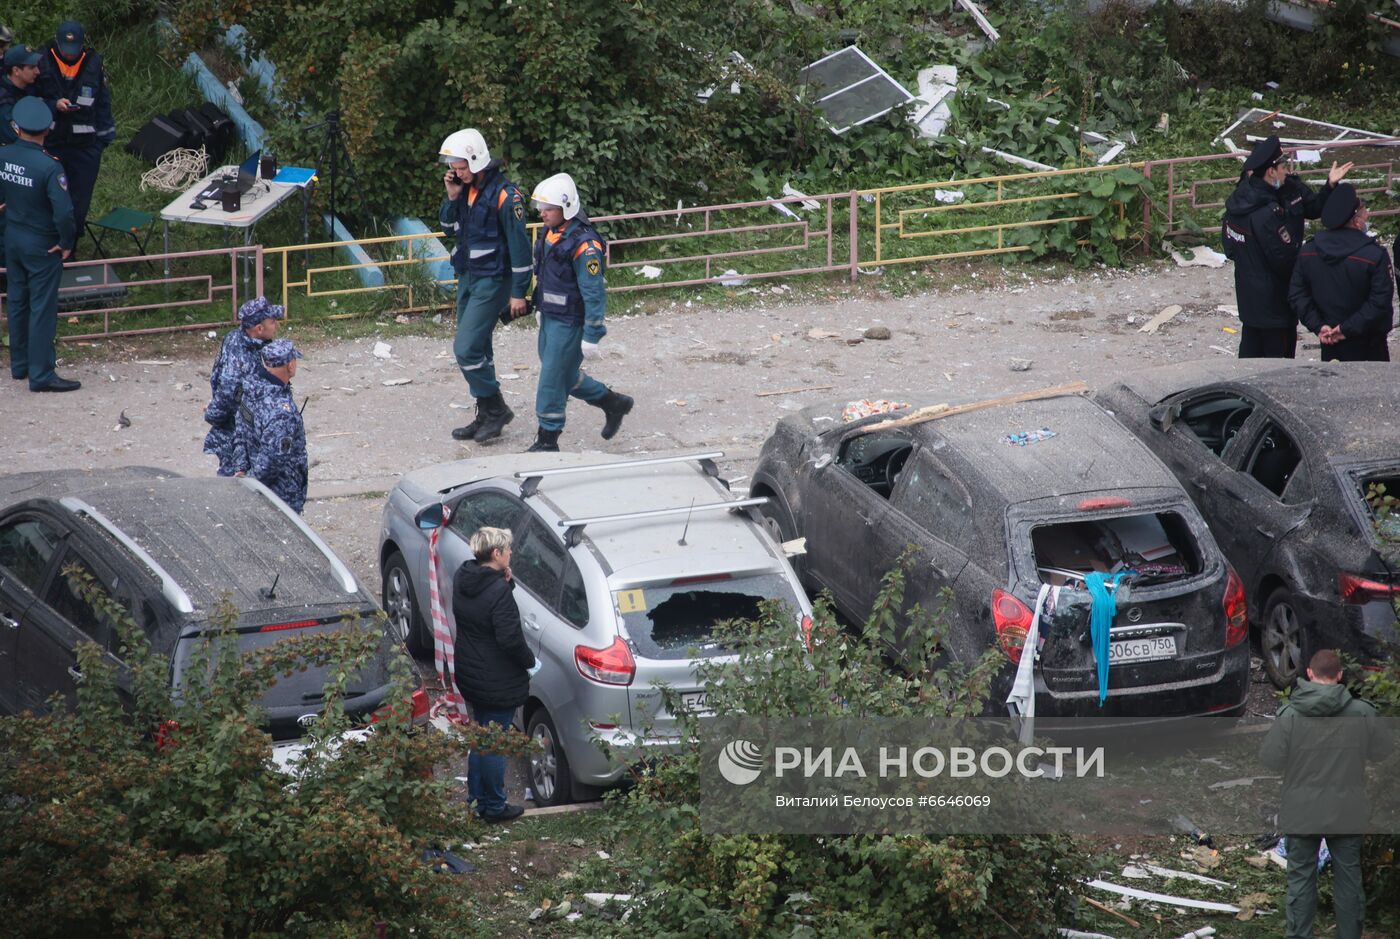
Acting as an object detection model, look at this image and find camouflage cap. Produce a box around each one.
[261,338,303,367]
[238,296,286,328]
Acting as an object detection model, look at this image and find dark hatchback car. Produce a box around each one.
[1096,360,1400,687]
[751,392,1250,720]
[0,468,400,738]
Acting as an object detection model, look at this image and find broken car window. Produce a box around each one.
[837,433,913,499]
[1032,512,1202,587]
[448,490,525,542]
[511,516,567,610]
[1243,422,1302,498]
[1178,394,1254,457]
[894,449,972,543]
[617,572,803,660]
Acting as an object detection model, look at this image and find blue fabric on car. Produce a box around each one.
[1085,571,1131,706]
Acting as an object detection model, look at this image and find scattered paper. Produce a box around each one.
[1294,149,1322,164]
[1170,246,1227,269]
[719,269,750,287]
[638,265,664,280]
[934,188,965,204]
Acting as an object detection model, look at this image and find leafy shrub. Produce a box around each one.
[584,556,1089,937]
[0,567,530,937]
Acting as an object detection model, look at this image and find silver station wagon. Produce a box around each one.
[378,451,812,805]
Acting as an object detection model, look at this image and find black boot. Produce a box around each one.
[472,393,514,444]
[451,399,488,440]
[526,428,561,452]
[593,391,634,440]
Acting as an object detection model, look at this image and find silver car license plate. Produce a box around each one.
[680,691,710,712]
[1109,635,1177,665]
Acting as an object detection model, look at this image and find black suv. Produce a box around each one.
[751,392,1250,720]
[0,468,399,738]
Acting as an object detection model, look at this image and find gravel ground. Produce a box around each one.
[7,258,1330,725]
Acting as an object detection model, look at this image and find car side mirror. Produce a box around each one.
[415,503,445,530]
[1149,402,1180,432]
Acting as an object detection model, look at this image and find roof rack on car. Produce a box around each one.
[236,478,358,593]
[556,496,767,548]
[514,451,725,498]
[60,497,196,614]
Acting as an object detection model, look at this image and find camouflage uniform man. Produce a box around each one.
[233,338,308,513]
[203,297,284,475]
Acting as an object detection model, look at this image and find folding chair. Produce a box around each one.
[86,207,156,269]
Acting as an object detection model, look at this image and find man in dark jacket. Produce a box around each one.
[453,526,538,822]
[1222,136,1350,358]
[1289,184,1394,362]
[1259,649,1393,939]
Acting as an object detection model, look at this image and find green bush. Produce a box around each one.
[0,567,530,938]
[585,555,1089,938]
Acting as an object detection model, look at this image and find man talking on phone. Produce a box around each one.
[438,129,532,444]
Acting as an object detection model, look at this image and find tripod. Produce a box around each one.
[303,110,369,226]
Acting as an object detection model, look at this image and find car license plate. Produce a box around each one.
[1109,635,1177,665]
[680,691,710,712]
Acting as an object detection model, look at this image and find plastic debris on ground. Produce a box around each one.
[1002,426,1057,447]
[842,399,910,422]
[1139,304,1183,334]
[1170,245,1227,268]
[718,269,750,286]
[1084,879,1240,914]
[638,265,664,280]
[372,341,393,359]
[421,847,475,874]
[781,183,820,211]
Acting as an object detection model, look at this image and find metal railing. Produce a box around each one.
[1,245,261,340]
[15,138,1398,340]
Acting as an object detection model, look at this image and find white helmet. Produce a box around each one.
[438,128,490,173]
[531,172,581,220]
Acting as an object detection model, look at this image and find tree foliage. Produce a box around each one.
[0,567,528,938]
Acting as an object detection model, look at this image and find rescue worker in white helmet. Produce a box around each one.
[438,128,532,443]
[525,172,632,452]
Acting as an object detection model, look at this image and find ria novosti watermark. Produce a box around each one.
[696,717,1400,836]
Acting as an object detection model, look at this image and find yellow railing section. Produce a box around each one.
[859,163,1141,266]
[263,230,459,317]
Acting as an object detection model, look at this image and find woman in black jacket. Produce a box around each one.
[453,526,537,821]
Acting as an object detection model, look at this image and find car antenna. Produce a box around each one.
[678,498,697,546]
[260,572,280,600]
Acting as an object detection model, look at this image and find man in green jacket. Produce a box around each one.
[1259,649,1393,939]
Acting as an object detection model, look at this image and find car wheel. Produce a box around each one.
[1261,589,1306,688]
[527,708,575,807]
[756,492,805,581]
[381,551,427,656]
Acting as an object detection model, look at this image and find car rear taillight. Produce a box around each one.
[991,589,1033,664]
[1223,567,1248,648]
[259,619,320,632]
[371,684,432,726]
[801,615,814,652]
[1338,572,1400,605]
[1077,496,1132,511]
[575,636,636,686]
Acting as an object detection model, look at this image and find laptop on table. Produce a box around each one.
[197,149,261,201]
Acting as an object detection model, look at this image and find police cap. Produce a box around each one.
[1242,135,1283,173]
[11,97,53,133]
[238,296,286,328]
[1321,183,1360,230]
[2,44,39,70]
[56,21,85,59]
[262,338,303,367]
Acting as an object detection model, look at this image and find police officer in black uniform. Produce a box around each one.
[1,97,79,391]
[36,21,114,252]
[1288,184,1394,362]
[0,45,42,145]
[1221,136,1351,359]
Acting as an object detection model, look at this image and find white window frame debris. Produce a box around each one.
[957,0,1000,42]
[696,51,751,103]
[1215,108,1391,153]
[985,96,1130,164]
[798,46,915,135]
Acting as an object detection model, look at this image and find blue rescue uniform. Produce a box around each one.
[531,218,612,431]
[203,327,269,475]
[233,368,308,513]
[0,76,38,146]
[35,44,113,240]
[439,161,532,398]
[1,138,75,386]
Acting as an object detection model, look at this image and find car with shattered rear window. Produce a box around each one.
[1096,360,1400,687]
[0,468,413,740]
[378,451,812,806]
[751,391,1250,721]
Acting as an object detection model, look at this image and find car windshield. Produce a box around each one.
[1031,510,1202,588]
[616,571,803,661]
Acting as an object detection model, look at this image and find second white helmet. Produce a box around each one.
[531,172,581,220]
[439,128,491,173]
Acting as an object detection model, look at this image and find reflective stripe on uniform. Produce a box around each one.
[539,410,566,420]
[512,265,532,273]
[469,248,495,258]
[542,291,568,306]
